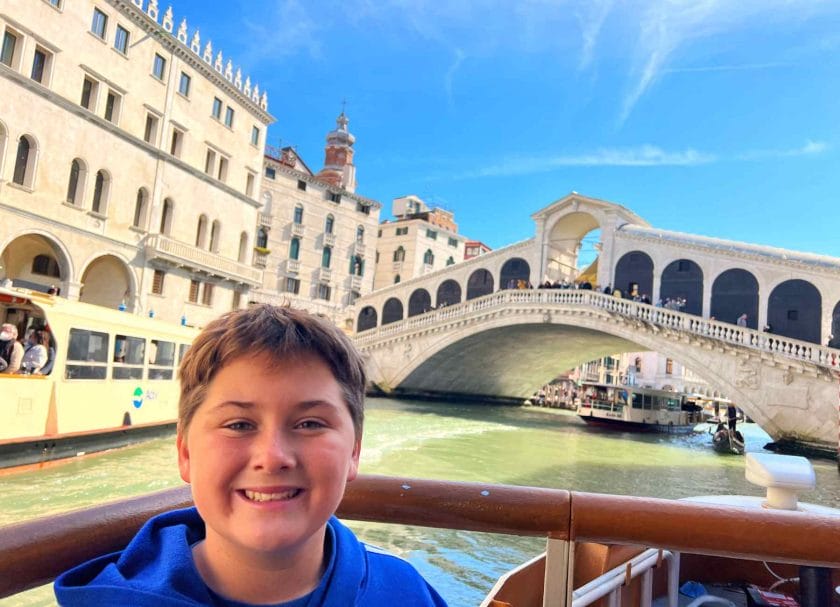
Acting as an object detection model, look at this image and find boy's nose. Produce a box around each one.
[253,429,296,471]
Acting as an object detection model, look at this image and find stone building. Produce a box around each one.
[252,112,381,329]
[373,195,475,291]
[0,0,273,326]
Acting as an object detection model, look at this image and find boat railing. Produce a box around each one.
[571,548,679,607]
[2,475,840,605]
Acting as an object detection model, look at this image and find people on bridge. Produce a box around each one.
[736,313,748,327]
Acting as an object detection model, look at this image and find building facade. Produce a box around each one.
[373,195,473,291]
[0,0,273,326]
[252,113,381,329]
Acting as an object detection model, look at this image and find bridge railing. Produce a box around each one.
[354,289,840,369]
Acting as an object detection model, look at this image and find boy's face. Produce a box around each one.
[177,352,360,562]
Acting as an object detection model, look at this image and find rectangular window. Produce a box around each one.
[217,156,228,182]
[147,339,175,380]
[80,76,98,110]
[232,290,241,310]
[201,283,214,306]
[264,166,276,179]
[212,97,222,119]
[65,328,108,380]
[665,358,673,375]
[356,202,370,215]
[224,106,235,128]
[188,279,200,303]
[104,90,120,123]
[46,0,62,7]
[285,277,300,294]
[114,25,129,54]
[328,192,341,204]
[448,237,458,247]
[113,334,145,379]
[91,8,108,39]
[204,148,216,175]
[426,229,437,240]
[317,284,331,301]
[170,128,183,157]
[30,48,47,83]
[151,269,165,294]
[396,227,408,236]
[178,71,191,97]
[144,114,158,144]
[0,31,16,67]
[245,172,255,197]
[297,180,306,191]
[152,53,166,80]
[178,343,190,363]
[251,125,260,146]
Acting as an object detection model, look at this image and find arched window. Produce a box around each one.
[32,254,60,278]
[256,227,268,248]
[91,170,110,214]
[393,246,405,262]
[160,198,174,235]
[13,135,36,187]
[423,249,434,265]
[634,357,642,373]
[66,159,86,205]
[195,214,208,248]
[238,232,248,263]
[325,214,334,234]
[261,191,273,215]
[446,256,455,266]
[293,204,303,225]
[394,274,401,284]
[321,246,332,268]
[210,220,221,253]
[289,237,300,260]
[133,188,148,228]
[356,225,364,242]
[349,255,364,276]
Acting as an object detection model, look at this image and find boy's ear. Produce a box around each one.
[346,438,361,482]
[176,432,191,484]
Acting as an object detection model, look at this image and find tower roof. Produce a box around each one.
[326,111,355,146]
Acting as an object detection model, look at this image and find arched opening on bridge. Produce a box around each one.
[80,255,134,311]
[382,297,404,325]
[437,279,462,307]
[466,269,494,300]
[545,211,600,284]
[1,233,70,293]
[357,306,377,332]
[613,251,653,299]
[831,302,840,347]
[408,289,432,317]
[710,269,758,328]
[659,259,703,315]
[499,258,531,290]
[767,280,821,344]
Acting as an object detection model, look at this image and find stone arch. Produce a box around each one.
[325,213,335,234]
[12,133,39,188]
[544,210,601,283]
[614,251,653,299]
[710,269,759,328]
[0,232,72,292]
[831,301,840,346]
[659,259,703,315]
[437,279,462,307]
[408,288,432,317]
[466,269,494,300]
[499,257,531,290]
[382,297,404,325]
[80,254,136,311]
[357,306,377,332]
[767,279,821,344]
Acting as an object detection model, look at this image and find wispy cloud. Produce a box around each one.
[444,48,466,107]
[737,140,830,160]
[239,0,323,65]
[664,62,794,74]
[576,0,614,71]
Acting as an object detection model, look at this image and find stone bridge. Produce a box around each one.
[356,289,840,451]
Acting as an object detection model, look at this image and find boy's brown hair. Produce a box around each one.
[178,304,366,437]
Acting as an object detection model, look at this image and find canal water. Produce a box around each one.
[3,397,840,606]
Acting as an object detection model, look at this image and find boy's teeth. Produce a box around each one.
[244,489,299,502]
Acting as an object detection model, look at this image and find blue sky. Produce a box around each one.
[172,0,840,262]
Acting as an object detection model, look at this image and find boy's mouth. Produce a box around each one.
[241,488,302,502]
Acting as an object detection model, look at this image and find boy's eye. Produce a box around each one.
[296,419,326,430]
[224,421,254,431]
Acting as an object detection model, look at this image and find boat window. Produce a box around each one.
[665,397,681,411]
[113,334,145,380]
[148,339,175,380]
[631,393,643,409]
[178,343,190,363]
[643,394,653,410]
[65,328,109,380]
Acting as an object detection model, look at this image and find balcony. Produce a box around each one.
[318,267,332,283]
[286,259,300,274]
[145,234,262,286]
[290,222,304,237]
[253,250,268,269]
[323,232,336,247]
[352,240,366,256]
[350,274,363,291]
[258,213,273,228]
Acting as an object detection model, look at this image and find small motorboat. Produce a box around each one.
[711,423,745,455]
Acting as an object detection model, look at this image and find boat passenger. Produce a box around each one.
[0,323,23,374]
[20,329,48,374]
[54,304,447,607]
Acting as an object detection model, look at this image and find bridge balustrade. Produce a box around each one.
[355,289,840,369]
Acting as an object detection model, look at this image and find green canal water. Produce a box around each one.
[3,397,840,606]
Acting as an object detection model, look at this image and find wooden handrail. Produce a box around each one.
[2,475,840,599]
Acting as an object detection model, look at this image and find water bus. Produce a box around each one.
[1,452,838,606]
[576,383,705,433]
[0,286,196,471]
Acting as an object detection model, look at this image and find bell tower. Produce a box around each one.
[316,110,356,193]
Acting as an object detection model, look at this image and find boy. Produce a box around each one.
[55,305,447,606]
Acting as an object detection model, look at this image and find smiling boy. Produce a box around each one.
[55,305,447,606]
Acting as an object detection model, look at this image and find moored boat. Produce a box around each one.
[0,286,197,471]
[576,383,704,433]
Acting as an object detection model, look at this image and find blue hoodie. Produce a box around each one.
[54,507,447,606]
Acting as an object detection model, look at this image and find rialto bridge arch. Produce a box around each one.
[356,290,840,451]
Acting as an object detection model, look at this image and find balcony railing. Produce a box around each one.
[318,267,332,283]
[258,213,272,228]
[145,234,262,286]
[253,250,268,269]
[350,274,363,291]
[324,233,336,247]
[290,222,304,237]
[286,259,301,274]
